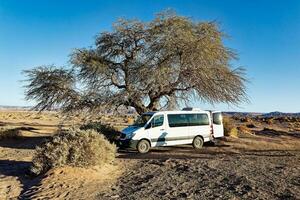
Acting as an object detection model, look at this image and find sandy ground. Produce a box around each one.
[0,111,299,199]
[99,143,300,200]
[0,111,125,200]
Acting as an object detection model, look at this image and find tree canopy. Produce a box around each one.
[24,11,248,115]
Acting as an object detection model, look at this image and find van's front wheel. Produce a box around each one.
[192,136,204,149]
[137,139,151,153]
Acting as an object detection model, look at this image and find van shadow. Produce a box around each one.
[117,143,234,160]
[117,148,297,160]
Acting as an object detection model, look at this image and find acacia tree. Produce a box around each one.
[24,11,247,115]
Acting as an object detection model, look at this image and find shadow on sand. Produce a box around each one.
[254,128,300,138]
[0,121,59,128]
[0,125,52,149]
[117,140,299,160]
[0,136,50,150]
[0,159,44,199]
[117,143,237,160]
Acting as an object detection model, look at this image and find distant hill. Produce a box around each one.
[224,111,300,118]
[261,111,300,118]
[0,105,32,110]
[223,112,263,117]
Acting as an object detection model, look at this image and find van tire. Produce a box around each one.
[192,136,204,149]
[137,139,151,153]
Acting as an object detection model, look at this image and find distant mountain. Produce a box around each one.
[223,112,263,117]
[0,105,32,110]
[223,111,300,118]
[261,111,300,118]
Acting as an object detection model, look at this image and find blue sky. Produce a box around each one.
[0,0,299,112]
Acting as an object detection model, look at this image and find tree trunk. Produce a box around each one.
[129,101,148,115]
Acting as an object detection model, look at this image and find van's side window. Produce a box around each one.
[152,115,164,128]
[188,114,209,126]
[168,114,188,127]
[213,113,222,125]
[168,114,209,127]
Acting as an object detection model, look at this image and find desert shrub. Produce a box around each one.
[229,127,239,138]
[223,117,238,137]
[246,123,256,128]
[240,117,251,123]
[238,125,251,134]
[232,116,240,121]
[80,122,120,142]
[31,128,116,175]
[0,127,22,139]
[266,118,274,124]
[294,122,300,128]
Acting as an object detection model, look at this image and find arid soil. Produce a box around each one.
[0,111,300,199]
[99,144,300,200]
[0,111,125,199]
[99,116,300,200]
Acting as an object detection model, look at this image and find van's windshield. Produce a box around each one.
[132,114,153,127]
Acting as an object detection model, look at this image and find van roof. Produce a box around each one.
[205,110,222,113]
[143,110,210,115]
[182,107,202,111]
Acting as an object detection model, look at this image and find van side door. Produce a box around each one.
[212,112,224,138]
[165,114,191,145]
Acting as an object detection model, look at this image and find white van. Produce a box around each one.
[118,108,224,153]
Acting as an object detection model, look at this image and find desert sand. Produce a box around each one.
[0,110,299,199]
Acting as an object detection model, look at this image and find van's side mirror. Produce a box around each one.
[145,122,151,129]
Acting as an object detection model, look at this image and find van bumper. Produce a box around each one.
[117,139,138,149]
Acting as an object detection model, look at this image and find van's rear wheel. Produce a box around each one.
[137,139,150,153]
[193,136,204,149]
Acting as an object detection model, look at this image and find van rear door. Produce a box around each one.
[212,112,224,138]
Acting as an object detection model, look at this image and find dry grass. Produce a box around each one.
[238,125,252,134]
[31,128,116,175]
[223,117,239,137]
[266,118,274,124]
[0,111,60,121]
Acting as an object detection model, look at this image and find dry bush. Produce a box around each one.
[223,117,238,137]
[31,128,116,175]
[232,116,240,121]
[266,118,274,124]
[229,127,239,138]
[0,127,22,139]
[240,117,251,123]
[280,117,290,122]
[246,123,256,128]
[294,122,300,128]
[238,125,252,134]
[80,122,120,142]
